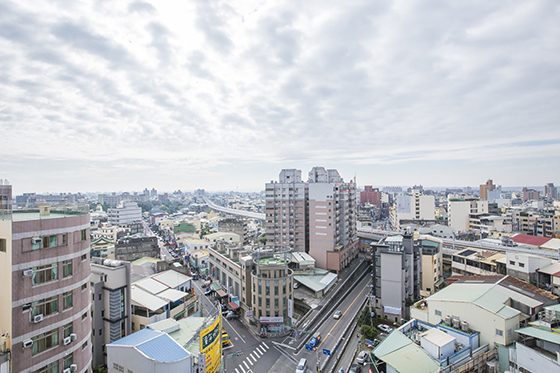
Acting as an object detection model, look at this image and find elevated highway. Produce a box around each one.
[203,197,265,220]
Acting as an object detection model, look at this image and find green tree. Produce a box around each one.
[93,366,107,373]
[360,324,378,341]
[259,235,267,244]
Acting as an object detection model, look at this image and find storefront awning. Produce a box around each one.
[228,302,240,310]
[216,290,227,298]
[210,284,221,291]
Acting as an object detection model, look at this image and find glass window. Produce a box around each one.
[32,328,59,355]
[62,260,72,277]
[266,298,270,308]
[63,322,73,338]
[81,229,87,241]
[32,361,58,373]
[32,296,58,317]
[32,263,58,285]
[61,234,68,246]
[63,352,73,370]
[0,238,6,252]
[274,298,278,308]
[63,291,73,310]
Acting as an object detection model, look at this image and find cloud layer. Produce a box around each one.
[1,0,559,193]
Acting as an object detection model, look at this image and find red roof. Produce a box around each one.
[228,301,240,310]
[511,234,552,247]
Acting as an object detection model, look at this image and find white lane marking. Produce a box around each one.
[243,360,250,369]
[235,369,240,373]
[223,317,246,344]
[262,342,269,349]
[257,346,266,354]
[239,365,246,373]
[250,354,257,363]
[253,348,261,357]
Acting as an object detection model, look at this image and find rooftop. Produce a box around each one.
[109,328,191,362]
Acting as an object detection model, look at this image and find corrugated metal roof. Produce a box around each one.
[427,283,494,303]
[157,288,187,302]
[541,238,560,250]
[372,330,411,358]
[136,332,191,362]
[131,286,168,311]
[511,234,551,247]
[153,270,192,289]
[537,262,560,276]
[516,326,560,345]
[111,328,162,346]
[135,278,169,294]
[381,344,440,373]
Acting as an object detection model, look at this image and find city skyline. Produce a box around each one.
[1,1,559,193]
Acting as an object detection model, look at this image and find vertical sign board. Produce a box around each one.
[287,298,293,319]
[200,314,222,373]
[198,353,206,373]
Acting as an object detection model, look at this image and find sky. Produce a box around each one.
[1,0,559,195]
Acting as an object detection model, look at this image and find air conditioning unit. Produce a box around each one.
[23,339,33,348]
[63,369,71,373]
[31,237,42,244]
[70,364,78,372]
[33,314,44,323]
[23,269,33,276]
[64,336,72,345]
[70,333,77,341]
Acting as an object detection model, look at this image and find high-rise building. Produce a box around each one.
[0,179,12,211]
[265,167,359,272]
[447,196,488,233]
[360,185,381,205]
[544,183,558,201]
[0,206,92,373]
[107,201,142,226]
[479,179,496,200]
[522,187,540,202]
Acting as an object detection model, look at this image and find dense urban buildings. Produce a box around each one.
[0,207,92,373]
[479,179,496,200]
[360,185,381,205]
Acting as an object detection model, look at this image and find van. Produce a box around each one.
[295,358,307,373]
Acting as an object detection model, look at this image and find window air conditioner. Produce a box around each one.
[31,237,42,244]
[70,333,77,341]
[64,336,72,345]
[63,369,71,373]
[23,269,33,276]
[33,314,44,323]
[70,364,78,372]
[23,339,33,348]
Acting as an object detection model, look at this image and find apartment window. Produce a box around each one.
[266,285,270,296]
[82,341,88,350]
[258,297,262,307]
[82,283,87,291]
[32,263,58,285]
[266,311,270,317]
[62,260,72,277]
[99,329,102,336]
[82,312,87,321]
[509,260,515,265]
[81,229,87,241]
[435,310,442,317]
[63,322,73,338]
[132,322,135,331]
[32,328,59,355]
[43,235,57,249]
[0,238,6,252]
[61,233,68,246]
[283,297,286,307]
[274,284,278,296]
[32,296,58,317]
[496,329,503,337]
[266,298,270,308]
[519,263,525,268]
[32,361,59,373]
[274,298,278,308]
[258,285,261,295]
[81,254,87,261]
[98,293,102,301]
[63,353,73,370]
[283,284,286,294]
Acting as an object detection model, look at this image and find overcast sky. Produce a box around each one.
[1,0,559,195]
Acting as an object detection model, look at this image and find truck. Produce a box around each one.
[309,332,321,348]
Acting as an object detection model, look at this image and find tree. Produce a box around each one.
[360,324,378,341]
[93,366,107,373]
[259,235,267,245]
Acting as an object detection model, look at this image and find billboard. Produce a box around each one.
[396,196,411,214]
[200,315,222,373]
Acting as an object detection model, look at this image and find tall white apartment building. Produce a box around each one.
[107,201,142,226]
[390,191,435,230]
[447,196,488,233]
[265,167,359,272]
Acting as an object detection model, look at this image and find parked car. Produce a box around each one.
[349,364,362,373]
[204,289,212,296]
[226,312,239,320]
[377,324,393,333]
[333,310,342,319]
[356,350,368,364]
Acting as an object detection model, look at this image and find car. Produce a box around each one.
[349,364,362,373]
[295,358,308,373]
[356,350,368,364]
[309,333,321,347]
[204,289,212,296]
[226,313,239,320]
[333,310,342,319]
[377,324,393,333]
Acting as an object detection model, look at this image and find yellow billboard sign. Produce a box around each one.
[200,315,222,373]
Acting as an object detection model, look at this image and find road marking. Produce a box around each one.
[257,346,265,354]
[239,365,246,373]
[243,360,250,369]
[253,349,261,357]
[223,317,246,344]
[262,342,269,349]
[250,354,257,363]
[317,278,371,349]
[235,369,240,373]
[246,358,253,366]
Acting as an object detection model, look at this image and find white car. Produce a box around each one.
[377,324,393,333]
[356,350,369,364]
[333,310,342,319]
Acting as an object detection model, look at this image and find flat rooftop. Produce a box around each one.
[1,209,86,222]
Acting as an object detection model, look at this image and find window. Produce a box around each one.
[32,328,59,355]
[274,298,278,308]
[61,234,68,246]
[266,298,270,308]
[82,341,88,350]
[266,285,270,296]
[519,263,525,268]
[82,283,87,291]
[63,291,73,309]
[435,310,442,317]
[132,322,135,331]
[0,238,5,252]
[258,285,261,295]
[509,260,515,265]
[33,361,58,373]
[496,329,503,337]
[81,254,87,261]
[63,322,73,338]
[98,293,101,301]
[258,297,262,307]
[32,263,58,285]
[82,312,87,321]
[43,235,57,249]
[32,296,58,317]
[81,229,87,241]
[62,260,72,277]
[507,329,512,337]
[274,284,278,296]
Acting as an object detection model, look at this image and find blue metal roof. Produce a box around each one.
[110,329,191,362]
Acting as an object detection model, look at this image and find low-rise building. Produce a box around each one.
[115,236,159,262]
[108,201,142,226]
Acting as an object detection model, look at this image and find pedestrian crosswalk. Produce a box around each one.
[233,342,269,373]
